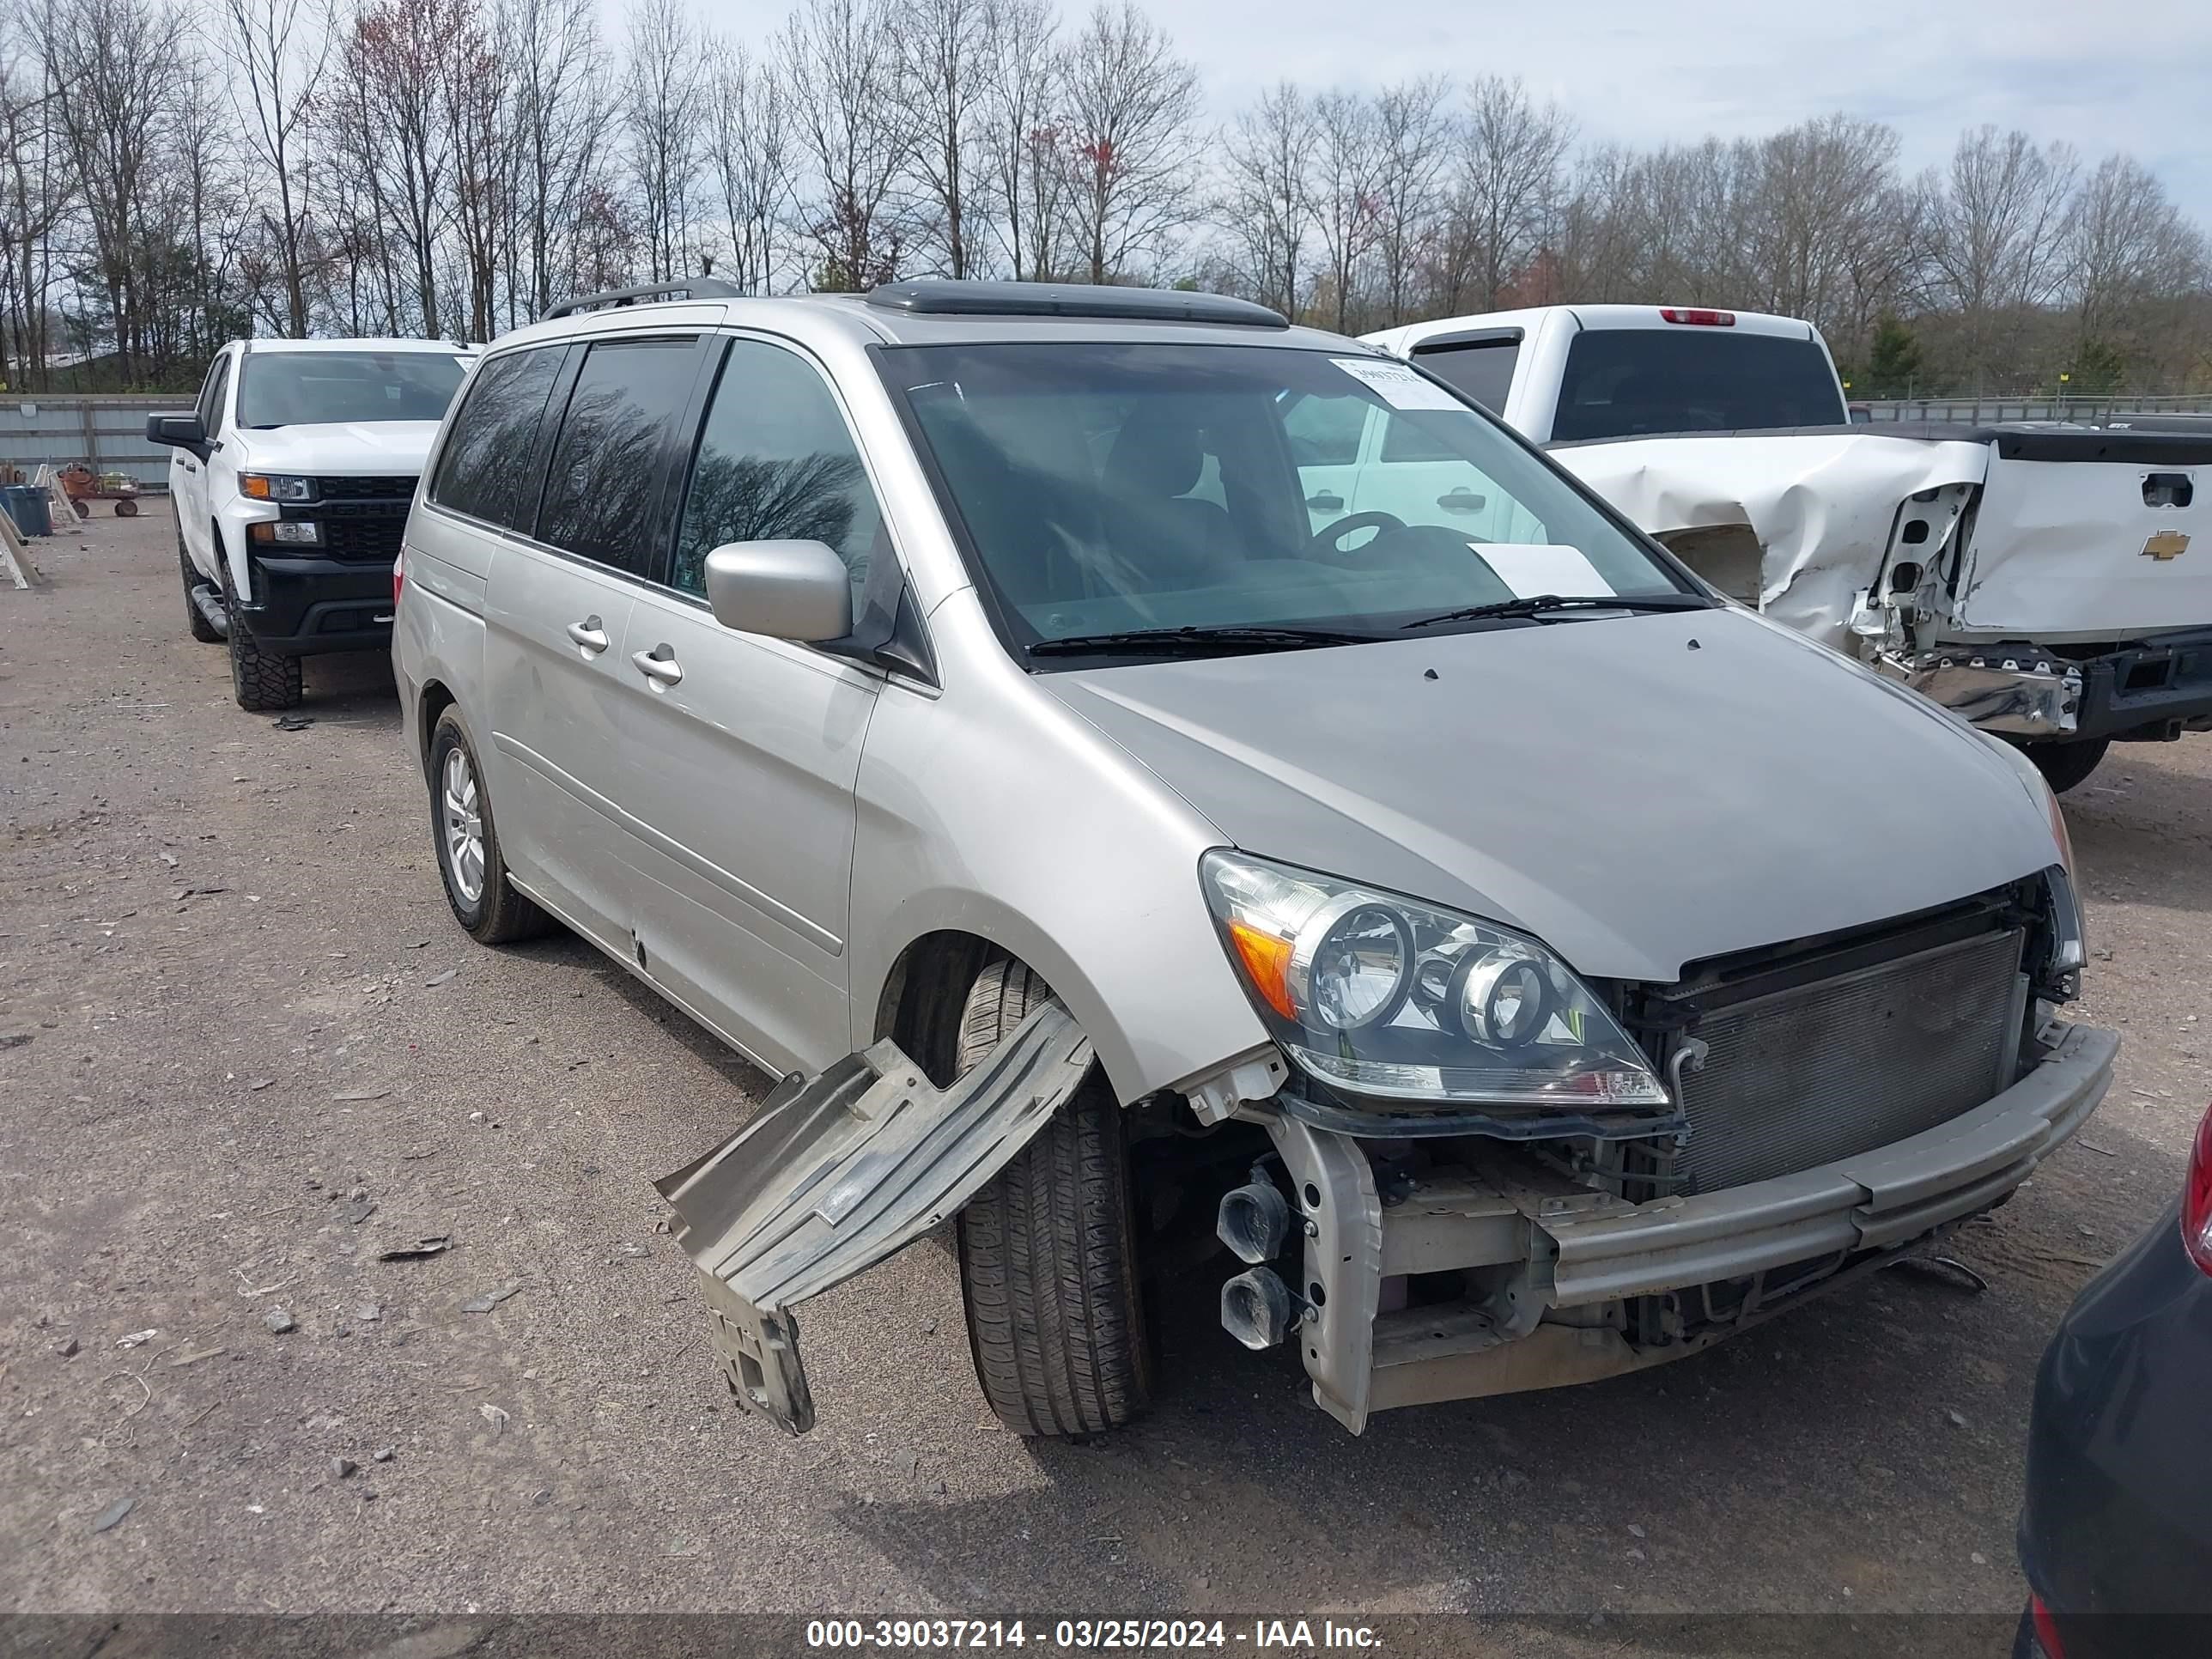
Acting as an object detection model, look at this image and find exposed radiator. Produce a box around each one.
[1674,926,2027,1194]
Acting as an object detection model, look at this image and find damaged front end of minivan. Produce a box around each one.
[661,860,2112,1437]
[1174,854,2112,1431]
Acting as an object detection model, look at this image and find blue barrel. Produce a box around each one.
[1,484,51,537]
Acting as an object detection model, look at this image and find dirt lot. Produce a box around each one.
[3,504,2209,1634]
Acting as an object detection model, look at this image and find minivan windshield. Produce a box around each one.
[1552,327,1845,441]
[236,350,470,428]
[882,343,1695,655]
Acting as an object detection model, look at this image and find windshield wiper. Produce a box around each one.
[1400,592,1711,630]
[1027,623,1377,658]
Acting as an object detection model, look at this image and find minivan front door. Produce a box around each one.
[615,337,886,1077]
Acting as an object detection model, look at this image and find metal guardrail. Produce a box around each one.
[0,392,175,488]
[1858,394,2212,425]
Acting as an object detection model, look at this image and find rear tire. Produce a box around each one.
[180,535,220,643]
[956,959,1152,1437]
[2023,738,2109,795]
[428,707,550,945]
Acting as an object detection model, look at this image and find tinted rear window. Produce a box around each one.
[1415,340,1519,415]
[1552,327,1845,441]
[430,347,566,532]
[237,351,468,428]
[537,339,700,576]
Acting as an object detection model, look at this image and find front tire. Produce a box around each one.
[220,549,301,710]
[2023,738,2109,795]
[428,708,550,945]
[956,959,1152,1437]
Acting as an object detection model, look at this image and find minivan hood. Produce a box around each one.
[1041,607,2062,982]
[229,422,442,474]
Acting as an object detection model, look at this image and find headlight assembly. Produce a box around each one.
[240,473,317,503]
[1200,850,1668,1110]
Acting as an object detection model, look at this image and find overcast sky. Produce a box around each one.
[704,0,2212,225]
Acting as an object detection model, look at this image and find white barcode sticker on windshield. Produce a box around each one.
[1331,357,1465,411]
[1474,543,1616,600]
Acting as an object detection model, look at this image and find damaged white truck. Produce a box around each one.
[1364,304,2212,792]
[397,279,2113,1438]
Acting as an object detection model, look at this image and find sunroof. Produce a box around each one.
[864,281,1288,329]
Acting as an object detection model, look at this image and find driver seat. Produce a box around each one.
[1099,418,1242,589]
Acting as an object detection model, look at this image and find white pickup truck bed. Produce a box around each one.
[1364,305,2212,783]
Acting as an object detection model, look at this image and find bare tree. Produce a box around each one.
[896,0,990,278]
[623,0,704,284]
[220,0,331,336]
[704,40,793,295]
[2063,153,2206,356]
[1310,89,1385,331]
[500,0,614,325]
[1220,82,1312,317]
[981,0,1064,281]
[1058,0,1200,285]
[44,0,185,382]
[1439,75,1573,312]
[782,0,908,290]
[1370,76,1449,327]
[1923,126,2079,386]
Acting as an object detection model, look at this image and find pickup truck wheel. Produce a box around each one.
[428,708,550,944]
[222,567,302,711]
[2023,738,2109,795]
[956,959,1153,1437]
[180,535,221,642]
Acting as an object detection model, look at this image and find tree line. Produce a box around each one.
[3,0,2205,396]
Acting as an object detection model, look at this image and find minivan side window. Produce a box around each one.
[671,339,884,603]
[537,338,701,577]
[1414,340,1519,416]
[430,346,565,532]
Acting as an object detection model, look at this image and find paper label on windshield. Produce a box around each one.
[1331,357,1465,411]
[1474,543,1616,600]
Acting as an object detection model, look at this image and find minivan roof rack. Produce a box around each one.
[541,277,743,321]
[864,280,1289,329]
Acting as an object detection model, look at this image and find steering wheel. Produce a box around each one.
[1311,510,1406,556]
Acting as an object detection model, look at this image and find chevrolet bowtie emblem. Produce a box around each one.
[2143,529,2191,561]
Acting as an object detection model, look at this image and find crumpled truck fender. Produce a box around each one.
[1552,433,1991,653]
[656,1001,1093,1434]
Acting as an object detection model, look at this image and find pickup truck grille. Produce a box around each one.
[279,498,406,562]
[1638,915,2028,1195]
[315,475,416,501]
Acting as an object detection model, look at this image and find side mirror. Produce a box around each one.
[702,540,853,643]
[146,413,206,454]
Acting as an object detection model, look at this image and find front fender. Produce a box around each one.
[848,601,1273,1105]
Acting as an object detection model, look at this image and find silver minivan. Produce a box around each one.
[394,278,2114,1438]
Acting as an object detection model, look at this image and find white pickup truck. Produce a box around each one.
[1361,304,2212,790]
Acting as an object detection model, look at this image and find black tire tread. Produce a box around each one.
[222,560,301,711]
[2024,737,2109,796]
[956,960,1151,1437]
[430,708,551,945]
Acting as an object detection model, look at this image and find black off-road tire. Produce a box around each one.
[428,707,550,945]
[2023,738,2109,796]
[955,959,1152,1437]
[180,535,220,643]
[220,549,301,710]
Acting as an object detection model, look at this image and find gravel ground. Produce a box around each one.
[3,505,2207,1632]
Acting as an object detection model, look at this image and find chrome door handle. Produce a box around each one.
[631,644,683,686]
[566,616,608,653]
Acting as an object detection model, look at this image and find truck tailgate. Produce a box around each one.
[1957,428,2212,639]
